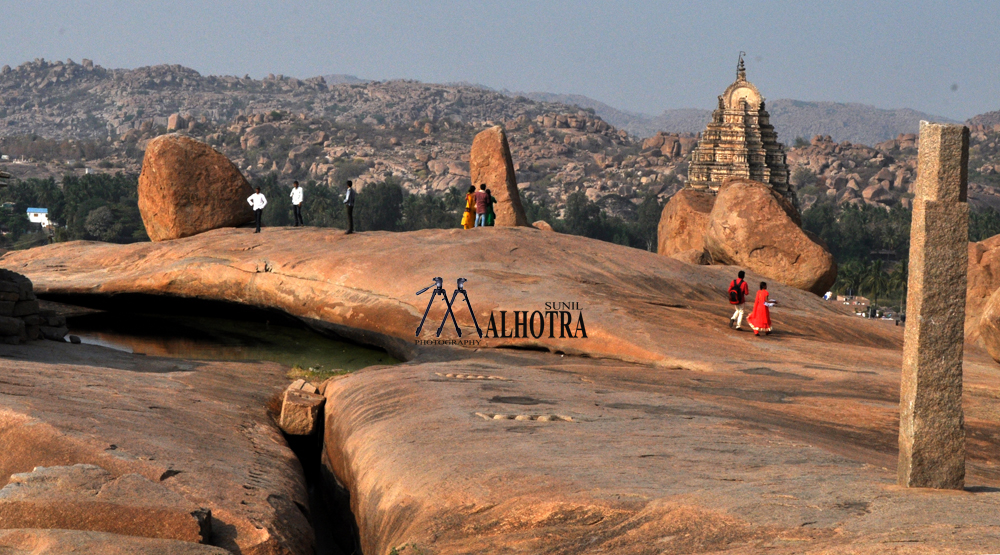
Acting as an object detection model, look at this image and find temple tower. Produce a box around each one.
[687,54,791,198]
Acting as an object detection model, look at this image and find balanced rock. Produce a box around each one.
[469,126,528,227]
[657,188,715,264]
[138,134,254,241]
[531,220,553,231]
[704,178,837,295]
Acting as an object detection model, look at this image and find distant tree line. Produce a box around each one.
[0,173,146,248]
[0,172,664,253]
[253,174,664,251]
[802,198,1000,311]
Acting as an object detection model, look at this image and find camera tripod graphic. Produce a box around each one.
[415,277,483,338]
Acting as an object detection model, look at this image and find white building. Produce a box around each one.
[26,208,49,226]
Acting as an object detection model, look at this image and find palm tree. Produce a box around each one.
[835,261,865,297]
[888,258,909,314]
[861,259,891,316]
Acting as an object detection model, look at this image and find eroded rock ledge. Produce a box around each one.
[0,226,893,366]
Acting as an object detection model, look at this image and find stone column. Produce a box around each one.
[898,122,969,489]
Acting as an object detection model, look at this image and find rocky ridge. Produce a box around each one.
[2,58,1000,218]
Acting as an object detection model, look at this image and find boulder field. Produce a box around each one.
[5,227,1000,553]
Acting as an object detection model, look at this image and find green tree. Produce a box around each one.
[834,260,865,297]
[355,180,404,231]
[861,259,891,312]
[632,193,664,251]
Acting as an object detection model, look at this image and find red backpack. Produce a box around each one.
[728,279,745,305]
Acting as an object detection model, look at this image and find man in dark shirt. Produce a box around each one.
[729,270,750,330]
[473,184,489,227]
[344,181,355,235]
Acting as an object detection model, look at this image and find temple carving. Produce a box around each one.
[687,54,791,198]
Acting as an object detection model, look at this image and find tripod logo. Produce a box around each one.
[415,277,483,338]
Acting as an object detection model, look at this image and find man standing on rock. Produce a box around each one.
[728,270,749,330]
[248,186,267,233]
[473,184,489,227]
[290,180,304,227]
[344,180,355,235]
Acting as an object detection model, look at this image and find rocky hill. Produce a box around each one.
[521,90,957,144]
[0,58,996,220]
[0,59,693,216]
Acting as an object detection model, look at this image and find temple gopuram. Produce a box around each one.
[687,54,791,198]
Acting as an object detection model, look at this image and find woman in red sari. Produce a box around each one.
[747,281,773,336]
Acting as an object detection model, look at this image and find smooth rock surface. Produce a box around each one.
[1,227,882,366]
[469,126,528,227]
[5,228,1000,553]
[0,464,210,543]
[324,347,1000,554]
[657,187,715,263]
[704,178,837,295]
[0,529,228,555]
[138,134,254,241]
[0,341,313,555]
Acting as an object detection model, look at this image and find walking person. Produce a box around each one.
[248,186,267,233]
[485,188,497,226]
[461,185,475,229]
[290,180,304,226]
[473,184,489,227]
[728,270,749,330]
[343,180,355,235]
[747,282,776,336]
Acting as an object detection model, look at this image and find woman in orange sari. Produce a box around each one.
[461,185,475,229]
[747,281,773,336]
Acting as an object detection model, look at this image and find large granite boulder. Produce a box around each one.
[704,178,837,295]
[657,188,715,264]
[966,234,1000,342]
[470,126,528,227]
[979,288,1000,362]
[138,134,254,241]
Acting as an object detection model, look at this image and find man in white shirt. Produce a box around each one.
[247,187,267,233]
[290,180,304,227]
[343,180,355,235]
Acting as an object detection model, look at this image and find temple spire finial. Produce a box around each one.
[737,51,746,80]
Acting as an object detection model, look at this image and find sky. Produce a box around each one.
[1,1,998,120]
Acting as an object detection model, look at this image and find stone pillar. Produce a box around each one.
[898,122,969,489]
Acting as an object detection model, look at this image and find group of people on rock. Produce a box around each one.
[245,180,355,235]
[728,270,776,336]
[462,184,497,229]
[247,179,498,234]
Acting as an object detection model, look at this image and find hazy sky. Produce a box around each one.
[2,1,998,120]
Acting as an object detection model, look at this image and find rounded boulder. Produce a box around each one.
[704,178,837,295]
[138,134,254,241]
[657,187,715,264]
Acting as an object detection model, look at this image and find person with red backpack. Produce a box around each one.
[728,270,750,330]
